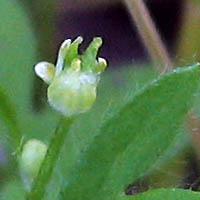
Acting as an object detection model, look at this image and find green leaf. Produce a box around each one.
[0,0,60,143]
[119,188,200,200]
[0,0,37,140]
[0,86,21,154]
[46,66,158,200]
[61,64,200,200]
[1,180,26,200]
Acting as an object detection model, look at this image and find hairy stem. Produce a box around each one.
[124,0,173,73]
[26,117,75,200]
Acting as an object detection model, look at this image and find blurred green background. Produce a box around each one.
[1,0,200,199]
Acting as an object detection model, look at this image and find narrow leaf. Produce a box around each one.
[62,64,200,200]
[46,66,157,200]
[0,0,59,146]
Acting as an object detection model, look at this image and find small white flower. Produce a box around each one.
[34,37,107,117]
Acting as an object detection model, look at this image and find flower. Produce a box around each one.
[19,139,47,190]
[34,37,107,117]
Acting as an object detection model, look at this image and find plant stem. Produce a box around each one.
[26,117,75,200]
[124,0,173,73]
[176,0,200,66]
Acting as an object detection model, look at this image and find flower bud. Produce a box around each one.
[19,139,47,190]
[34,37,107,117]
[48,70,98,116]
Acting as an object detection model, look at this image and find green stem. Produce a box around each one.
[124,0,173,73]
[176,0,200,65]
[26,117,75,200]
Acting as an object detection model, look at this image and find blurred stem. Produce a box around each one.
[20,0,56,112]
[122,0,200,193]
[187,112,200,160]
[176,1,200,162]
[176,1,200,66]
[124,0,173,73]
[26,117,75,200]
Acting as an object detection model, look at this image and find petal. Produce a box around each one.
[56,39,71,75]
[81,37,103,71]
[65,36,83,68]
[35,61,55,84]
[94,57,107,74]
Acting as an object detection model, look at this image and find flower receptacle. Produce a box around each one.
[34,37,107,117]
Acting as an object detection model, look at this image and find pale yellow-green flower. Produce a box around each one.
[34,37,107,116]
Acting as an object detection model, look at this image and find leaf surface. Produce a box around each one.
[62,64,200,200]
[47,66,158,200]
